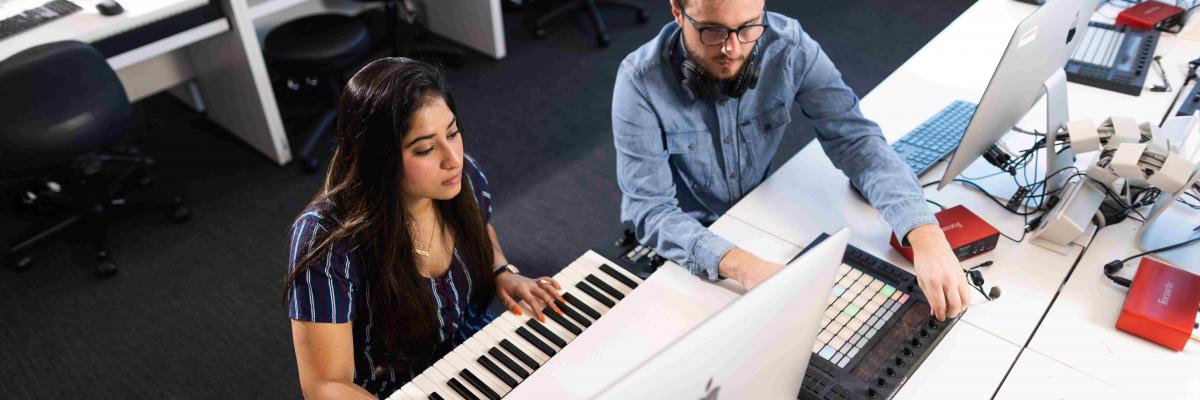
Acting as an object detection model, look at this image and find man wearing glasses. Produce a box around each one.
[612,0,970,321]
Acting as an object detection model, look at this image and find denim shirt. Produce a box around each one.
[612,12,936,280]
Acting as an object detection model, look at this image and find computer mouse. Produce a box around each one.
[96,0,124,16]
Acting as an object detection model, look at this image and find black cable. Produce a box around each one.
[1103,233,1200,288]
[925,199,947,211]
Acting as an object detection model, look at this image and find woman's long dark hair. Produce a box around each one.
[282,58,495,371]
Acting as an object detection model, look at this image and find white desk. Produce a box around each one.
[994,348,1128,399]
[1028,219,1200,399]
[0,0,293,165]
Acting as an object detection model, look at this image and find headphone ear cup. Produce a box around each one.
[681,59,720,101]
[729,46,761,98]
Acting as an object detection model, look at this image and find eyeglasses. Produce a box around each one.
[679,8,767,46]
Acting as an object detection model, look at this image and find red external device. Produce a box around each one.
[890,205,999,262]
[1116,257,1200,351]
[1116,1,1185,31]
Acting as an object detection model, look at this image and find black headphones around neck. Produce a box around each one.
[672,30,762,102]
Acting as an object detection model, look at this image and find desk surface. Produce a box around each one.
[994,348,1128,400]
[0,0,209,61]
[715,0,1200,396]
[1029,220,1200,399]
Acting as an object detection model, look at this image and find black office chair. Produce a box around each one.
[0,41,190,276]
[263,14,372,173]
[370,0,467,68]
[532,0,650,47]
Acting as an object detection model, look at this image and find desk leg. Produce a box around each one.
[185,0,291,165]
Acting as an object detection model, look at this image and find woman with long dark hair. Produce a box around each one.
[283,58,562,399]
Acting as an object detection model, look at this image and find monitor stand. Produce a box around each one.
[1030,69,1091,253]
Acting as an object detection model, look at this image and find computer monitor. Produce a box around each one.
[938,0,1094,195]
[590,228,849,399]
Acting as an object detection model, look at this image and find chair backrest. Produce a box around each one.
[0,41,130,172]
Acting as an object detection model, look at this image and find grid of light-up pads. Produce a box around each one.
[812,263,910,368]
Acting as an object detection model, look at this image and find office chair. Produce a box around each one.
[263,14,372,173]
[533,0,650,47]
[0,41,190,276]
[368,0,466,68]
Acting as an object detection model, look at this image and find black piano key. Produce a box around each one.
[447,378,480,400]
[544,306,583,335]
[499,340,539,371]
[516,326,557,357]
[460,369,501,400]
[428,393,445,400]
[600,264,639,289]
[586,274,625,300]
[487,345,530,377]
[575,281,616,308]
[555,299,592,328]
[563,292,601,319]
[477,355,519,387]
[527,319,568,348]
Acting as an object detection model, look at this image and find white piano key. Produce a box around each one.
[574,262,635,295]
[430,358,484,400]
[445,350,509,396]
[462,337,515,382]
[414,370,461,400]
[398,383,427,400]
[500,310,575,347]
[484,318,550,364]
[555,268,614,313]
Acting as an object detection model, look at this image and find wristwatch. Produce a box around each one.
[493,263,519,277]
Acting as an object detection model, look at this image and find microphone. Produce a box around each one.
[988,286,1001,300]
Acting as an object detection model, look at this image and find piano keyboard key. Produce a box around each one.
[388,255,646,400]
[515,325,556,356]
[488,347,529,378]
[417,369,460,400]
[526,319,568,348]
[476,354,517,388]
[445,378,478,400]
[494,338,537,369]
[501,312,571,351]
[562,292,602,319]
[553,299,591,328]
[444,351,506,397]
[481,322,546,366]
[399,383,426,399]
[431,360,477,400]
[585,274,626,300]
[575,280,616,307]
[599,264,639,289]
[462,337,521,383]
[543,306,583,335]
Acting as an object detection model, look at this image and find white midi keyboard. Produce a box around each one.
[386,252,649,400]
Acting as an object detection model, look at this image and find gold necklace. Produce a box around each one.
[414,214,436,257]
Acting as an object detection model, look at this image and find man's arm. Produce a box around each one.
[789,28,970,319]
[612,60,738,281]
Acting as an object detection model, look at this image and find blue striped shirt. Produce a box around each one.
[286,155,495,398]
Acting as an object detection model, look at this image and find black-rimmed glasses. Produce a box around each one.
[679,8,767,46]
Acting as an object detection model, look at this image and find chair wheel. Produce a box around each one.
[7,253,32,271]
[301,157,321,174]
[597,35,611,47]
[96,259,117,277]
[169,204,192,223]
[637,10,650,23]
[533,28,547,39]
